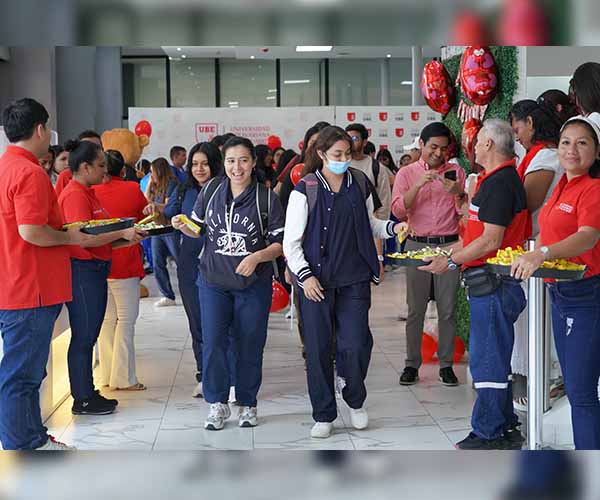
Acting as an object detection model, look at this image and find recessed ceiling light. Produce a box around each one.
[284,79,311,84]
[266,96,276,100]
[296,46,333,52]
[386,54,392,58]
[181,54,187,59]
[250,55,256,59]
[176,47,182,52]
[401,81,412,85]
[228,101,239,105]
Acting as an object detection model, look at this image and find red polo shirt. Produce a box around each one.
[94,177,147,279]
[58,179,112,262]
[539,173,600,278]
[463,160,528,268]
[0,146,72,309]
[55,168,73,197]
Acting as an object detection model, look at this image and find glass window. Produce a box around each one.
[219,60,276,107]
[170,58,216,107]
[279,59,325,106]
[122,58,167,116]
[389,58,413,106]
[330,59,382,106]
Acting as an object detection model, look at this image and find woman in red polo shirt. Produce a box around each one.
[58,140,144,416]
[512,116,600,450]
[94,150,148,392]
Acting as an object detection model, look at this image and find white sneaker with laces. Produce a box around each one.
[228,386,237,404]
[155,297,176,307]
[349,407,369,430]
[311,422,334,439]
[192,382,203,398]
[238,406,258,427]
[204,403,231,431]
[36,435,76,451]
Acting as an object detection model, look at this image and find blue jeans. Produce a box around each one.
[548,275,600,450]
[468,277,526,440]
[66,259,110,401]
[152,233,180,300]
[298,281,373,422]
[0,304,62,449]
[198,276,271,407]
[141,239,153,270]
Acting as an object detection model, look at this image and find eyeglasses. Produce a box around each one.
[350,136,360,142]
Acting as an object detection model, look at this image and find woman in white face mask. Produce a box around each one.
[283,126,408,439]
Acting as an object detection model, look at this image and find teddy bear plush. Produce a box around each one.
[101,128,150,180]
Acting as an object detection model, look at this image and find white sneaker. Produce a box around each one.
[349,407,369,430]
[228,386,237,405]
[238,406,258,427]
[204,403,231,431]
[311,422,334,439]
[285,308,292,319]
[155,297,176,307]
[192,382,203,398]
[36,435,76,451]
[335,376,346,399]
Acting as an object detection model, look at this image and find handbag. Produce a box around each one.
[462,266,501,298]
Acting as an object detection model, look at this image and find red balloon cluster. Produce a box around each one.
[270,281,289,313]
[421,333,466,364]
[266,135,282,151]
[459,46,498,106]
[290,163,304,186]
[421,60,455,115]
[134,120,152,137]
[462,118,482,161]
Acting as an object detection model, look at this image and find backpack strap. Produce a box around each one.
[255,183,279,279]
[371,158,380,189]
[175,183,187,212]
[300,173,319,215]
[201,176,223,218]
[348,167,369,200]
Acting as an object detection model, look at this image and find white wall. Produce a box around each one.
[526,46,600,77]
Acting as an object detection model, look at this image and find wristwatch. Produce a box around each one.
[539,246,551,259]
[447,257,459,271]
[377,255,385,262]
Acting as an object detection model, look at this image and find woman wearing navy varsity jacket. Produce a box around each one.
[172,136,284,432]
[283,126,408,439]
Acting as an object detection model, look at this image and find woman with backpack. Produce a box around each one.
[171,136,285,431]
[283,126,408,439]
[163,142,225,399]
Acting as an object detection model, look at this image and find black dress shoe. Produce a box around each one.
[439,367,459,386]
[399,367,419,385]
[93,390,118,407]
[72,398,116,416]
[503,424,525,450]
[455,432,512,450]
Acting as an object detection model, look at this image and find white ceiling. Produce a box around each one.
[122,46,441,60]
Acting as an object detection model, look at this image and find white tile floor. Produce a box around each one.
[46,267,477,450]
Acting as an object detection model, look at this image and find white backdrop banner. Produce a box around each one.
[129,107,335,160]
[128,106,440,166]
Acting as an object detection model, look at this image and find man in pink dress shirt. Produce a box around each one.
[391,122,466,387]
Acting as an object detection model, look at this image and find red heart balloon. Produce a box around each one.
[266,135,282,151]
[453,336,466,363]
[270,281,289,313]
[134,120,152,137]
[462,118,482,161]
[290,163,304,186]
[421,332,438,364]
[459,46,498,106]
[421,60,455,115]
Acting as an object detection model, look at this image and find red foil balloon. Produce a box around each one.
[290,163,304,186]
[421,60,454,115]
[270,281,289,313]
[462,118,482,161]
[459,46,498,106]
[421,332,438,364]
[498,0,549,46]
[134,120,152,137]
[266,135,282,151]
[453,337,466,363]
[451,11,490,46]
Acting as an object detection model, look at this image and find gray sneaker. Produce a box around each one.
[238,406,258,427]
[204,403,231,431]
[36,435,76,451]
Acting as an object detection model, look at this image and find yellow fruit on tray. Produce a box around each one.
[63,218,121,229]
[387,246,451,260]
[486,248,585,272]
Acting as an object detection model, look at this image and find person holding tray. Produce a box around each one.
[163,141,226,399]
[58,139,145,416]
[172,136,285,431]
[283,126,407,439]
[511,116,600,450]
[94,149,149,392]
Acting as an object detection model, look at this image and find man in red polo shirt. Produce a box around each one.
[422,119,529,450]
[0,98,91,450]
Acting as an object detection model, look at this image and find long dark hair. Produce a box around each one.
[300,121,330,162]
[509,99,562,147]
[184,141,223,191]
[65,139,103,173]
[148,157,174,201]
[105,149,125,177]
[560,119,600,178]
[302,126,352,176]
[376,148,398,174]
[572,62,600,115]
[537,89,578,125]
[255,144,274,184]
[274,148,298,178]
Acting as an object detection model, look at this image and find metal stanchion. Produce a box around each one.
[290,286,295,331]
[527,239,545,450]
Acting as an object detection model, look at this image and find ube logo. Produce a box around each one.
[363,113,372,121]
[427,113,436,121]
[378,129,388,138]
[379,112,388,121]
[195,123,218,141]
[394,113,404,121]
[347,112,356,121]
[367,128,372,137]
[411,111,420,121]
[395,128,404,137]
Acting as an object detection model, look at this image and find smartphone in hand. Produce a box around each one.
[444,170,457,181]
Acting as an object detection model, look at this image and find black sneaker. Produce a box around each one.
[72,398,116,416]
[503,425,525,450]
[93,390,118,407]
[399,367,419,385]
[439,367,459,386]
[455,432,511,450]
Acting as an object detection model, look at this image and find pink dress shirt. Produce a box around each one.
[391,159,466,237]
